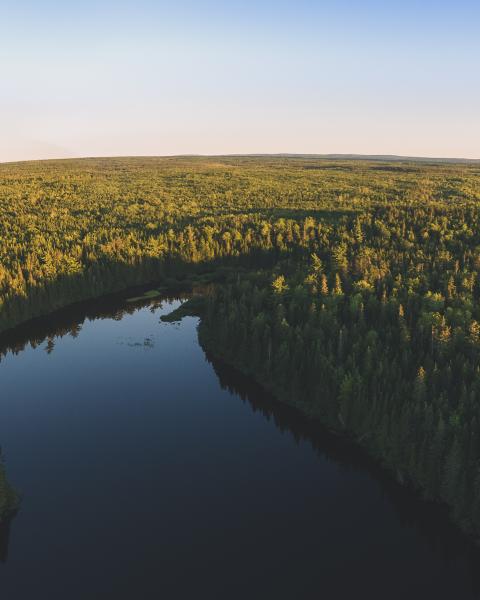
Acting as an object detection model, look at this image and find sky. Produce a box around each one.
[1,0,479,162]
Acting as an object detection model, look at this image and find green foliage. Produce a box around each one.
[2,155,480,535]
[272,275,289,295]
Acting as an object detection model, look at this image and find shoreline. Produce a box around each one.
[196,315,480,546]
[1,284,480,547]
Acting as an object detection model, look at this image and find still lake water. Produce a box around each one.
[0,293,479,599]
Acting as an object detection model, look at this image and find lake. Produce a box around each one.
[0,293,479,599]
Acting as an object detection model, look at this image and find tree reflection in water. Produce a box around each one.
[204,350,480,596]
[0,288,480,589]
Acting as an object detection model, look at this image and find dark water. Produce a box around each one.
[0,293,479,599]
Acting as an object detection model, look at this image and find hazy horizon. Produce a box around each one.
[1,152,479,166]
[2,0,479,163]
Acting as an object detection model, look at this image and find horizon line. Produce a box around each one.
[1,152,479,167]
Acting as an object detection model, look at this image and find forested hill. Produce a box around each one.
[2,156,480,535]
[1,155,479,334]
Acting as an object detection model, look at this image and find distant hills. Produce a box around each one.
[222,154,480,164]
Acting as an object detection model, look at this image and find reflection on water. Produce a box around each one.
[0,289,479,599]
[0,287,174,361]
[0,520,12,564]
[0,286,173,566]
[0,458,19,554]
[207,354,480,594]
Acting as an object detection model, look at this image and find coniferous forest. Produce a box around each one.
[2,156,480,536]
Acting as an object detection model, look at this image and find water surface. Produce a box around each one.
[0,294,479,599]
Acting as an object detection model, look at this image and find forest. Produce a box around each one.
[1,155,480,535]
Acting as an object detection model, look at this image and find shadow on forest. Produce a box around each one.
[0,208,366,341]
[0,247,283,342]
[171,206,361,229]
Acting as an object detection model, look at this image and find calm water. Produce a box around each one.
[0,293,479,599]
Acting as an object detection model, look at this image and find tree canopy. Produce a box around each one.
[2,155,480,535]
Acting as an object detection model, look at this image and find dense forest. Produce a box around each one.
[2,156,480,535]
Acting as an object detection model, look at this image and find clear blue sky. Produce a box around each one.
[1,0,479,161]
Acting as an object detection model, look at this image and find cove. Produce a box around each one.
[0,293,479,599]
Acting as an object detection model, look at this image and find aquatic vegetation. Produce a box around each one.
[126,289,164,303]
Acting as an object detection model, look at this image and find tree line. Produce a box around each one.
[2,156,480,534]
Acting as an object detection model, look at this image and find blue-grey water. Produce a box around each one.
[0,294,479,599]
